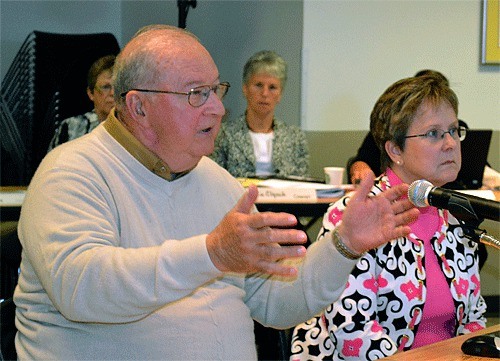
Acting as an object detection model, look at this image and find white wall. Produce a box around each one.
[302,0,500,131]
[0,1,303,129]
[120,1,303,127]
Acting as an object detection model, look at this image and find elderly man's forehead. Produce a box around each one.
[134,32,202,62]
[121,29,216,84]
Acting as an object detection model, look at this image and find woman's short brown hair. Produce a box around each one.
[370,75,459,171]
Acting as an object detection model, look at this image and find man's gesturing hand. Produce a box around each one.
[336,172,420,255]
[206,185,308,276]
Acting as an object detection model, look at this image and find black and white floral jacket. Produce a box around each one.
[290,173,487,361]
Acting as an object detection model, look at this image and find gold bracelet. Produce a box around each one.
[332,229,364,260]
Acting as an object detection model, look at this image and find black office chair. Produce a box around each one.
[0,298,17,361]
[1,30,120,186]
[0,222,21,361]
[1,222,22,300]
[254,321,293,361]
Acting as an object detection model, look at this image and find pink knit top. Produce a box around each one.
[387,169,456,348]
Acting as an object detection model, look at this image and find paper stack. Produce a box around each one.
[237,178,348,202]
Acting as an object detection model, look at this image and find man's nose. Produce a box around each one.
[206,91,225,116]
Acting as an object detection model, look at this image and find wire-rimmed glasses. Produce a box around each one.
[404,126,467,143]
[120,82,230,107]
[95,84,113,94]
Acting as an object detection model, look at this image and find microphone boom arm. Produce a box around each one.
[408,179,500,249]
[460,223,500,250]
[428,188,496,223]
[433,191,500,250]
[479,232,500,250]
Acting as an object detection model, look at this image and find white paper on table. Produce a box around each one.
[257,179,347,198]
[458,189,497,201]
[0,190,26,206]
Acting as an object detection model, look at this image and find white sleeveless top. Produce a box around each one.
[249,130,274,176]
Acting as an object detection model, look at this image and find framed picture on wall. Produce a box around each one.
[482,0,500,64]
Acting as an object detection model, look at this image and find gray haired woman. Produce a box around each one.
[211,50,309,178]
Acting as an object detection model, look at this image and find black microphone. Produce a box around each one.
[408,180,500,223]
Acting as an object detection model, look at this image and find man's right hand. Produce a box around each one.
[206,185,308,277]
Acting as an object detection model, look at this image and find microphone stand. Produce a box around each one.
[459,219,500,250]
[177,0,197,29]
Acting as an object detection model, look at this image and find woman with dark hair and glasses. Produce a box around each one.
[290,75,486,360]
[48,55,116,151]
[347,70,456,184]
[346,69,498,191]
[211,50,310,179]
[346,70,495,271]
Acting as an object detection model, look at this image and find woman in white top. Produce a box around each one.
[211,50,309,178]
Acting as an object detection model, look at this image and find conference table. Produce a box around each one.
[256,192,338,214]
[0,187,26,222]
[255,187,500,234]
[0,185,341,223]
[2,186,500,223]
[384,323,500,360]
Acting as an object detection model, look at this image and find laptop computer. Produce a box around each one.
[455,129,493,190]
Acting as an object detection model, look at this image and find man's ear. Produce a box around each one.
[125,92,146,119]
[385,140,402,164]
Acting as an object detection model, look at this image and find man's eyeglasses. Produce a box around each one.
[120,82,230,107]
[95,84,113,94]
[404,126,467,143]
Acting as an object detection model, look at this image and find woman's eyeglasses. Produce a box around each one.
[95,84,113,94]
[404,126,467,143]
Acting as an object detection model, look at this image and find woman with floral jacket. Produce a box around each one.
[290,75,486,360]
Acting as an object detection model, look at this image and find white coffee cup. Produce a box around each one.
[324,167,345,186]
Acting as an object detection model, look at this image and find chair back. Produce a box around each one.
[0,298,17,361]
[1,31,120,185]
